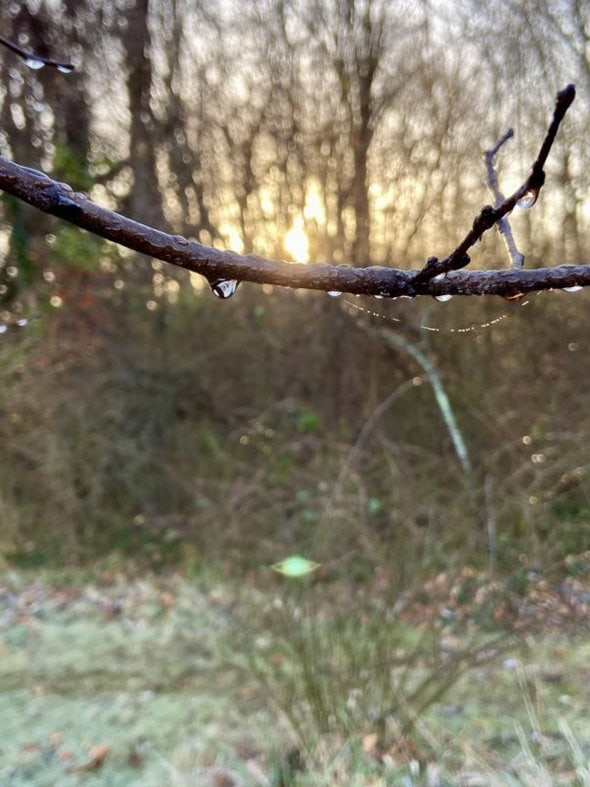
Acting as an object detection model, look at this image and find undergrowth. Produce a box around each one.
[1,286,589,573]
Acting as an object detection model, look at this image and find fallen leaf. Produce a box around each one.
[362,733,379,755]
[49,732,63,748]
[127,744,144,768]
[72,743,111,772]
[159,590,175,609]
[21,742,41,753]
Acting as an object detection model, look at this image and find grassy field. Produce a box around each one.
[0,565,588,786]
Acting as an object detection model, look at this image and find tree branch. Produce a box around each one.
[484,128,524,269]
[0,156,589,300]
[0,33,74,73]
[413,84,576,285]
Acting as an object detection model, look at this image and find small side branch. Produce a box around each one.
[485,128,524,269]
[0,33,74,72]
[413,84,576,284]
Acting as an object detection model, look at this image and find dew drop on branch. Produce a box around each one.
[327,291,341,297]
[24,57,45,70]
[210,279,239,299]
[431,274,453,302]
[516,189,539,209]
[563,285,582,293]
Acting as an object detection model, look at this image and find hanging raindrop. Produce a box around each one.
[327,290,342,297]
[210,279,239,299]
[563,285,582,293]
[56,63,75,74]
[516,189,538,210]
[24,57,45,70]
[431,273,452,301]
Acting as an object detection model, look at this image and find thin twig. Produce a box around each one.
[0,33,74,72]
[485,128,524,269]
[413,84,576,284]
[0,157,589,299]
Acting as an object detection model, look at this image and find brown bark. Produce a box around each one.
[121,0,166,228]
[0,156,588,299]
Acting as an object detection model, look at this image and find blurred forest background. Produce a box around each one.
[0,0,589,575]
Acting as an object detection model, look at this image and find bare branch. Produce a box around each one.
[413,84,576,285]
[0,157,588,300]
[0,33,74,73]
[485,128,524,269]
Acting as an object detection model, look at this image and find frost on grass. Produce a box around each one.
[0,573,272,786]
[0,570,588,785]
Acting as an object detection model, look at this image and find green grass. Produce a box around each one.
[0,568,587,785]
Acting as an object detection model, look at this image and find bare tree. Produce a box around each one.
[0,4,587,303]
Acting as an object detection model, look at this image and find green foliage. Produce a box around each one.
[505,568,534,598]
[49,226,103,270]
[296,408,322,433]
[52,142,93,190]
[1,196,34,292]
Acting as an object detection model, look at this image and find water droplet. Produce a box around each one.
[327,290,341,297]
[563,285,582,293]
[24,57,45,70]
[373,294,385,299]
[517,189,538,209]
[211,279,239,299]
[0,324,7,334]
[432,273,452,301]
[56,63,74,74]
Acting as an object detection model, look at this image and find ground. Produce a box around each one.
[0,563,588,786]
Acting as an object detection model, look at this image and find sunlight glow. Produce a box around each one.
[304,180,326,226]
[284,217,310,263]
[219,224,244,254]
